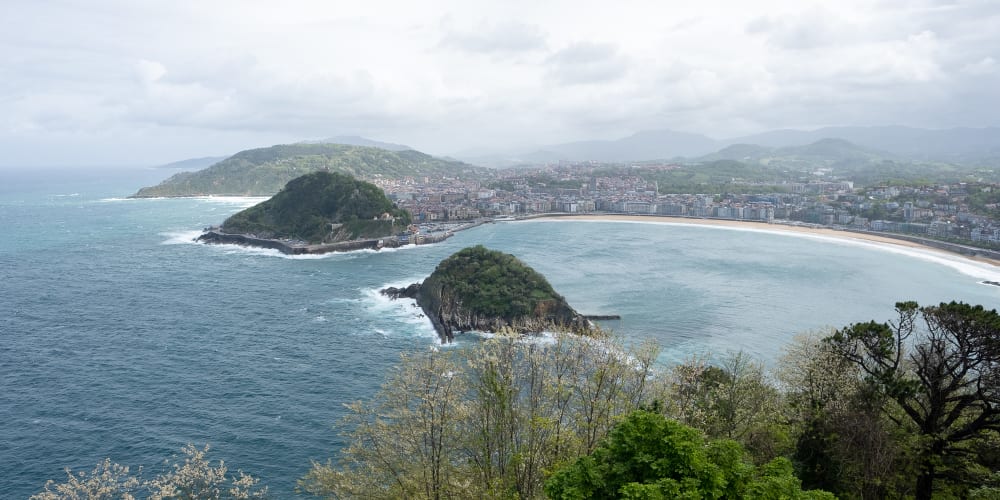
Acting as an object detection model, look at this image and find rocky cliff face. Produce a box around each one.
[381,246,593,343]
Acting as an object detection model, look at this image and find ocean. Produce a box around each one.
[2,167,998,497]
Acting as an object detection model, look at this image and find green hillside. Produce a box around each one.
[220,171,410,244]
[133,143,485,197]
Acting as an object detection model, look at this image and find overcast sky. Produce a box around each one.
[2,0,999,167]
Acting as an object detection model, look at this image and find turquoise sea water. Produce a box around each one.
[2,168,998,497]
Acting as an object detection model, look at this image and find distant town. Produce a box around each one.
[369,162,1000,252]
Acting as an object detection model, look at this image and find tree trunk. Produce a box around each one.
[914,463,934,500]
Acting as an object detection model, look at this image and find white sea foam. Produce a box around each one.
[167,230,437,260]
[99,195,268,207]
[362,279,440,343]
[160,230,204,245]
[531,218,1000,283]
[191,196,269,208]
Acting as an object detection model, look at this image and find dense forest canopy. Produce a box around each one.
[221,171,410,243]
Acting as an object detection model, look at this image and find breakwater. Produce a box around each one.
[197,230,452,255]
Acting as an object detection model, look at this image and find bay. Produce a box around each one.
[2,168,997,497]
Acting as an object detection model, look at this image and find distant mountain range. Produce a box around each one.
[698,138,897,165]
[456,126,1000,167]
[154,127,1000,176]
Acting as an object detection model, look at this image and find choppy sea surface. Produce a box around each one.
[2,167,998,497]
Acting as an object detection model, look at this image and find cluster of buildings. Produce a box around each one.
[368,166,1000,250]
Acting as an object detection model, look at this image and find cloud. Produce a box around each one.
[135,59,166,83]
[2,0,1000,165]
[440,19,547,54]
[962,57,997,76]
[745,8,861,50]
[546,42,628,85]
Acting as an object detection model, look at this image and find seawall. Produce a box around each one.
[197,230,453,255]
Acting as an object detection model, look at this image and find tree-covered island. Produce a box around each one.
[382,245,594,342]
[198,171,412,253]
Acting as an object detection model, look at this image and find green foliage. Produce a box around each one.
[134,143,486,197]
[303,333,659,500]
[220,171,410,243]
[420,245,561,320]
[544,410,832,500]
[659,352,791,466]
[826,301,1000,500]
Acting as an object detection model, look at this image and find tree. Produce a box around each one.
[544,409,833,500]
[779,331,907,499]
[303,332,658,499]
[32,445,267,500]
[300,349,469,499]
[826,301,1000,500]
[659,352,788,465]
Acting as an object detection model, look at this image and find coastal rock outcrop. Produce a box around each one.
[382,245,593,343]
[380,283,421,299]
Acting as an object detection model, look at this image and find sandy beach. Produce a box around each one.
[530,214,1000,269]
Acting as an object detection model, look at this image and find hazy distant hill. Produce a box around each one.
[133,143,485,197]
[459,129,720,166]
[155,156,229,170]
[778,138,897,164]
[729,126,1000,163]
[460,126,1000,166]
[302,135,412,151]
[696,143,775,162]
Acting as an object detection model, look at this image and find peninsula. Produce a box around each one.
[382,245,596,342]
[198,171,417,254]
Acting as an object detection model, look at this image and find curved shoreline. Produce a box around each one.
[524,213,1000,268]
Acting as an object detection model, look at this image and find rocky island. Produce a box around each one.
[382,245,597,342]
[198,171,418,254]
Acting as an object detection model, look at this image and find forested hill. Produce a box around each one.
[132,143,486,197]
[219,171,411,244]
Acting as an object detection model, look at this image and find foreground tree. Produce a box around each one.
[660,352,789,465]
[544,409,833,499]
[779,331,908,498]
[32,444,267,500]
[299,350,469,499]
[303,332,658,499]
[826,301,1000,500]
